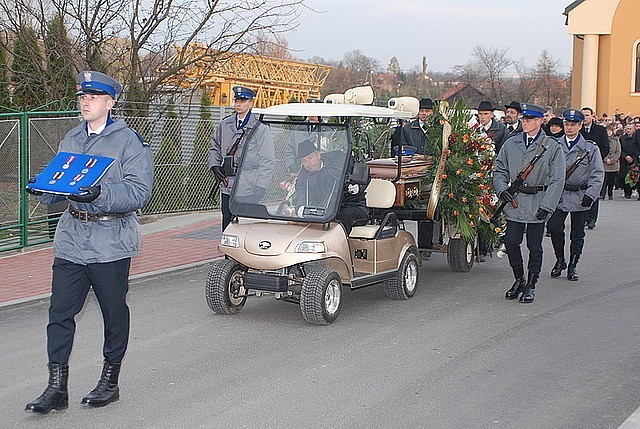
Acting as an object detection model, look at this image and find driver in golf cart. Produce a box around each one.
[295,139,369,235]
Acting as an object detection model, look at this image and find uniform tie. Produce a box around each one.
[237,119,243,129]
[526,136,533,147]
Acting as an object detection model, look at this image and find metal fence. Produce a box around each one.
[0,104,233,253]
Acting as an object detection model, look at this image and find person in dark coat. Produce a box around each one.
[493,103,565,304]
[548,109,604,282]
[547,117,565,139]
[579,107,609,229]
[400,97,433,154]
[619,123,640,198]
[500,101,523,152]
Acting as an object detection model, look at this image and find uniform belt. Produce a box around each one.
[517,184,548,194]
[68,206,131,222]
[564,183,588,191]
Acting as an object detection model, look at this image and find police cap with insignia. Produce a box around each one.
[76,71,122,99]
[562,108,585,123]
[233,86,256,100]
[504,101,522,113]
[419,97,434,110]
[297,139,318,159]
[520,103,545,119]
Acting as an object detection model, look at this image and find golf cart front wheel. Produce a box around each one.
[205,259,247,314]
[300,269,342,325]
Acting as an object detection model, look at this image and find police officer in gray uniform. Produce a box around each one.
[548,109,604,281]
[25,71,154,413]
[208,86,275,231]
[493,103,565,303]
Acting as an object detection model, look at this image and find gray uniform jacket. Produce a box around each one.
[208,112,275,196]
[493,132,566,223]
[557,135,604,212]
[37,119,154,264]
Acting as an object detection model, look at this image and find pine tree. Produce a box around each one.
[45,14,77,103]
[11,26,47,110]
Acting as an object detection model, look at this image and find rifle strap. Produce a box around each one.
[225,125,260,157]
[565,149,587,180]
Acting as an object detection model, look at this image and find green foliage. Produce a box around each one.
[422,101,500,245]
[12,26,47,109]
[45,14,77,102]
[187,92,217,209]
[0,47,10,111]
[149,100,186,212]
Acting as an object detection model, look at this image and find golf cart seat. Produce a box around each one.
[349,179,398,239]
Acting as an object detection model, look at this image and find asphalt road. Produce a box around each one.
[2,196,640,429]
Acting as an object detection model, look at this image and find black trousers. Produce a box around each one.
[221,192,232,232]
[336,205,369,236]
[547,209,587,258]
[601,172,617,198]
[47,257,131,365]
[504,220,544,274]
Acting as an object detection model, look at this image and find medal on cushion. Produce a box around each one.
[69,173,84,187]
[62,155,76,170]
[49,171,64,185]
[82,157,97,174]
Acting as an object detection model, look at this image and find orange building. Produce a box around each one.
[565,0,640,116]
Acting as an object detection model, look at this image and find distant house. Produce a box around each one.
[439,83,489,109]
[564,0,640,115]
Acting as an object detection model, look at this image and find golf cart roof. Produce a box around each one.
[254,102,413,119]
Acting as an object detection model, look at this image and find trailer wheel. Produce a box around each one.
[205,259,247,314]
[447,238,474,272]
[384,252,418,300]
[300,269,342,325]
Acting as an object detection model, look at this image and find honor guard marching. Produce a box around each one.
[493,103,565,303]
[208,86,275,231]
[25,71,154,413]
[547,109,604,281]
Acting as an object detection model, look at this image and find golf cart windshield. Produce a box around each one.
[229,121,351,224]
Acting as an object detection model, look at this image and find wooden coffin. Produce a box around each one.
[367,156,433,207]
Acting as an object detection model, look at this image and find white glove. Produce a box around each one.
[347,184,359,194]
[297,206,305,217]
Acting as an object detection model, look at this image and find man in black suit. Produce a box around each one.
[501,101,523,152]
[579,107,609,229]
[476,100,507,151]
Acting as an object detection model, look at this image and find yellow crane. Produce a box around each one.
[165,43,332,107]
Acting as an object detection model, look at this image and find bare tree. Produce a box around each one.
[533,49,570,109]
[512,58,538,104]
[471,45,511,104]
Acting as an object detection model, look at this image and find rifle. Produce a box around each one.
[491,137,549,223]
[208,129,246,201]
[565,149,588,179]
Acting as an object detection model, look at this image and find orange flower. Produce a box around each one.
[441,174,448,179]
[448,192,455,198]
[462,134,470,143]
[462,197,468,203]
[456,169,463,175]
[469,221,475,227]
[477,172,484,178]
[468,213,474,219]
[453,210,459,216]
[495,227,502,233]
[444,149,451,155]
[466,158,474,165]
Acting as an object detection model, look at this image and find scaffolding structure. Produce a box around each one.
[166,44,332,108]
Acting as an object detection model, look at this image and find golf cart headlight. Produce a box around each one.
[220,234,239,248]
[296,241,326,253]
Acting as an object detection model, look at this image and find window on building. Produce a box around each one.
[635,41,640,93]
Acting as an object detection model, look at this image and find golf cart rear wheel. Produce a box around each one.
[447,238,474,272]
[384,252,419,300]
[300,269,342,325]
[205,259,247,314]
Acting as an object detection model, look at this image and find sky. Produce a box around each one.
[288,0,574,73]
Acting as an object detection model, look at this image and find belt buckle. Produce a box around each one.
[78,211,90,222]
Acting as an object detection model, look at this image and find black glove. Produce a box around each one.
[535,208,551,221]
[581,195,594,207]
[68,186,101,203]
[25,176,43,196]
[499,190,515,204]
[211,166,226,184]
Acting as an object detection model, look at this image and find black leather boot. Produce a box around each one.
[505,266,526,300]
[81,361,121,407]
[550,258,567,278]
[520,272,539,303]
[25,363,69,413]
[567,253,580,281]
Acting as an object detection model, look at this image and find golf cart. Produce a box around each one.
[205,102,420,325]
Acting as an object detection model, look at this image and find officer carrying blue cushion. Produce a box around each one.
[547,109,604,281]
[493,103,565,303]
[25,71,154,413]
[208,86,275,231]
